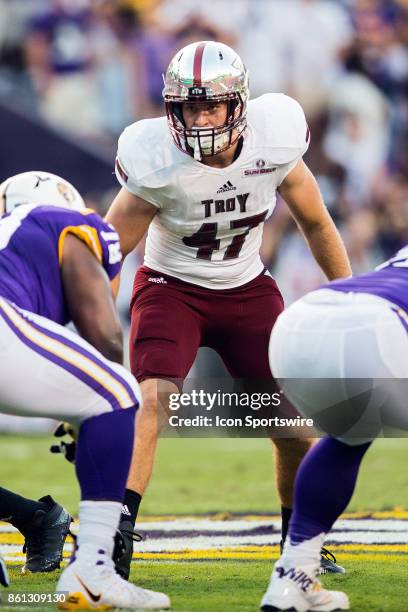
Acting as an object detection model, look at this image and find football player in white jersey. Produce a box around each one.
[106,41,352,579]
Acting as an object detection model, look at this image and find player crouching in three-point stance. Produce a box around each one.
[106,40,352,577]
[0,172,170,610]
[262,246,408,611]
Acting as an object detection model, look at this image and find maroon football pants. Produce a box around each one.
[129,266,284,386]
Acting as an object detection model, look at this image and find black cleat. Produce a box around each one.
[113,520,143,580]
[22,495,71,573]
[261,606,296,612]
[319,546,345,574]
[280,540,345,575]
[0,555,9,587]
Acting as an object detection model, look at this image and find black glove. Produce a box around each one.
[50,422,77,464]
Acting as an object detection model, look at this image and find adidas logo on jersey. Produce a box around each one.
[217,181,236,194]
[148,276,167,284]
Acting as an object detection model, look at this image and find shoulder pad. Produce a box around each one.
[248,93,310,164]
[117,117,182,187]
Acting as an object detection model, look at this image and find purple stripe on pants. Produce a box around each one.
[392,307,408,335]
[0,301,123,412]
[13,303,138,405]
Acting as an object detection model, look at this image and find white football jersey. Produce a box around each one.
[115,93,309,289]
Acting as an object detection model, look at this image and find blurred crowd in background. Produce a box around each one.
[0,0,407,306]
[0,0,407,429]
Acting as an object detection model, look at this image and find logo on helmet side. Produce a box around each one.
[188,87,208,97]
[57,182,75,203]
[34,175,51,188]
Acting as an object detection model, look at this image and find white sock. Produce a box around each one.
[76,501,122,562]
[279,532,326,572]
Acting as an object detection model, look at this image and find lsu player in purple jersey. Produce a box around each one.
[261,247,408,611]
[0,172,170,610]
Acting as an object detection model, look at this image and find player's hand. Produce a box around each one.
[54,421,77,440]
[50,422,77,463]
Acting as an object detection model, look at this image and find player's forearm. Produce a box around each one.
[303,219,352,280]
[62,235,125,363]
[86,329,124,364]
[71,298,125,364]
[280,162,352,280]
[105,188,157,258]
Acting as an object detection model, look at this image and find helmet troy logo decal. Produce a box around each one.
[188,87,207,97]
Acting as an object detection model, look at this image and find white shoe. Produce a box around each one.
[56,558,170,610]
[260,563,349,612]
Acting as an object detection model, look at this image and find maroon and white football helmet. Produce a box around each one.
[163,41,249,160]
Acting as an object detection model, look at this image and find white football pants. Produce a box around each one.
[0,296,141,424]
[269,289,408,444]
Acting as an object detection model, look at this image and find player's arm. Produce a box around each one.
[278,159,352,280]
[61,234,124,363]
[105,187,157,258]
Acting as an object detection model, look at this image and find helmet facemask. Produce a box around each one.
[165,93,247,160]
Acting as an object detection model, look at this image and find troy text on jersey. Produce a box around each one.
[201,193,249,218]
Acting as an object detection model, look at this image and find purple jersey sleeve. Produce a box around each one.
[0,206,122,325]
[60,210,123,281]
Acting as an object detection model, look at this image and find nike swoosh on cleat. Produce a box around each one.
[75,574,102,603]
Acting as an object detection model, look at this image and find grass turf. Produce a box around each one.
[2,557,408,611]
[0,434,407,610]
[0,435,407,515]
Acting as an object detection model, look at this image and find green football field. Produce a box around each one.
[0,435,407,611]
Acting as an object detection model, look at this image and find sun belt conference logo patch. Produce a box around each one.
[243,159,277,177]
